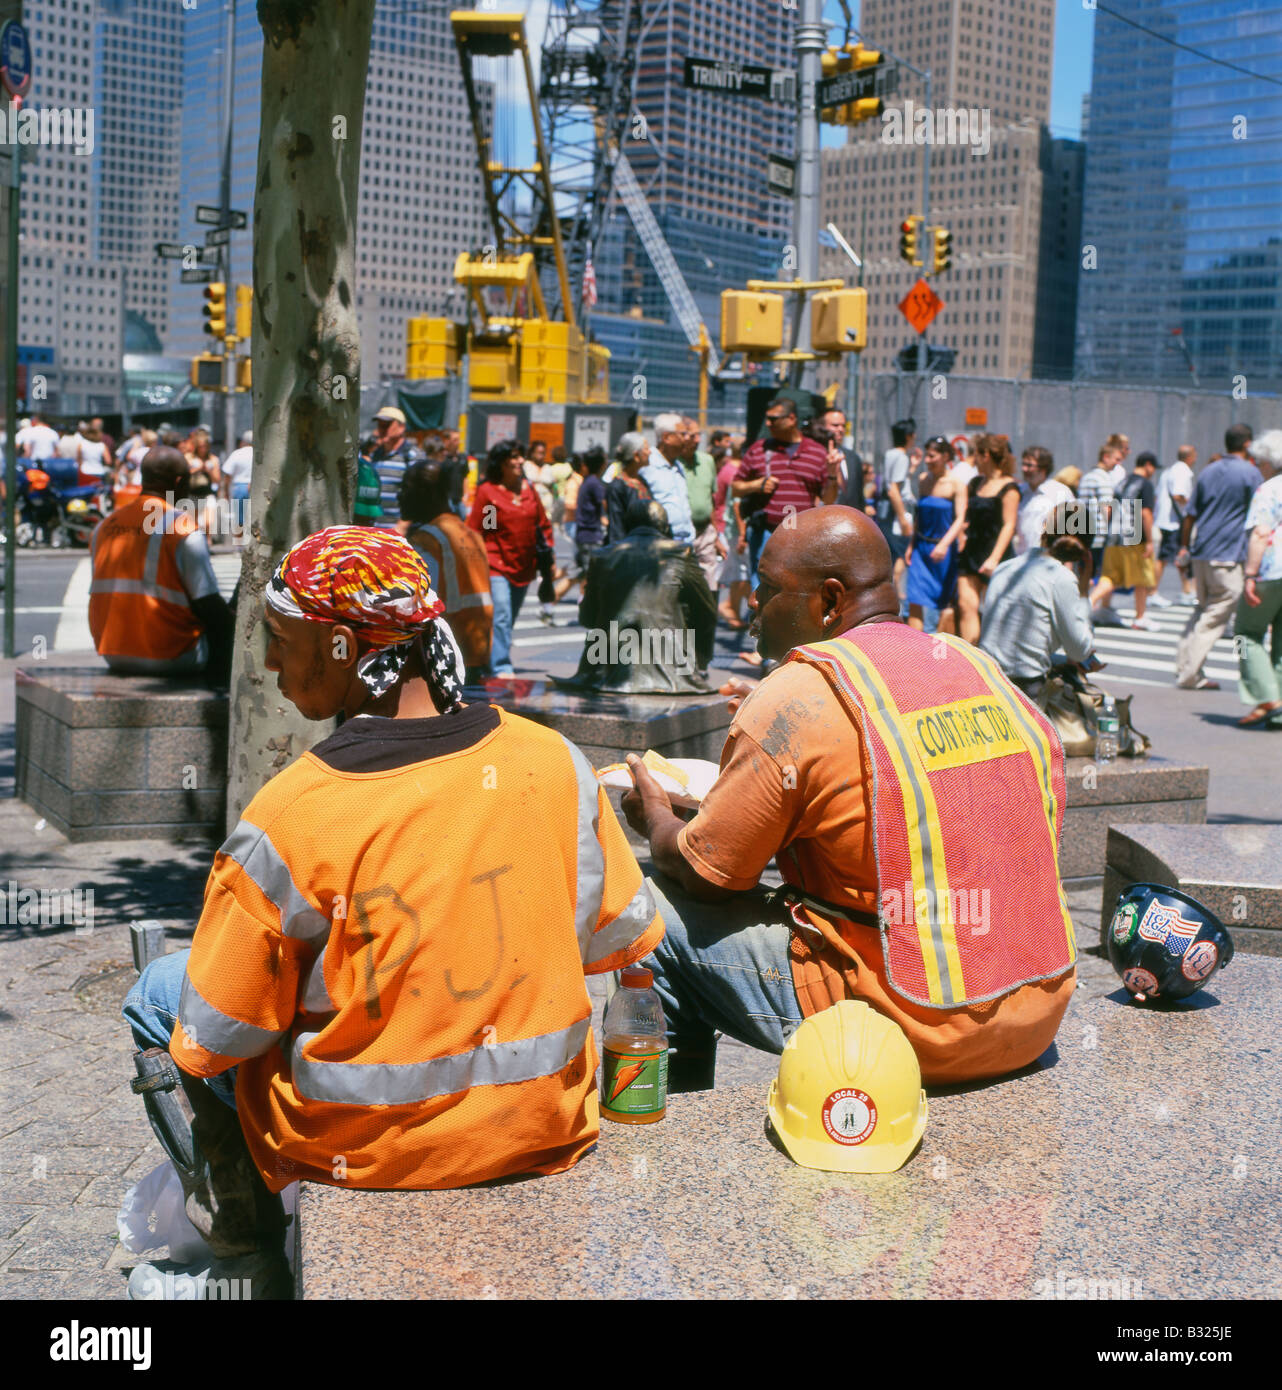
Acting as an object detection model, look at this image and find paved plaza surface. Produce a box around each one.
[0,546,1276,1298]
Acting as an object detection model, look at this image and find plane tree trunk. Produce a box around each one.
[226,0,377,830]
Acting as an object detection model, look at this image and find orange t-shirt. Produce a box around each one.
[677,660,1073,1084]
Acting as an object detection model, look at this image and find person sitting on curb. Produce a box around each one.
[122,526,662,1299]
[89,446,233,682]
[621,505,1077,1093]
[401,459,494,686]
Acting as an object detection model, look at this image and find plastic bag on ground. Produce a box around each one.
[117,1159,213,1265]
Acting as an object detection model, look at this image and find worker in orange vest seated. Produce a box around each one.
[121,526,662,1299]
[89,446,233,681]
[400,458,494,685]
[621,505,1076,1093]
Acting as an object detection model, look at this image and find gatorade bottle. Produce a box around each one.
[600,965,668,1125]
[1096,695,1119,766]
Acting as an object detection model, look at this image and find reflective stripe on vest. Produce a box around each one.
[290,1015,591,1106]
[219,820,331,945]
[179,972,284,1060]
[790,625,1075,1009]
[413,523,492,610]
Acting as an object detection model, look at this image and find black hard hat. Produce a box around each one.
[1106,882,1234,1003]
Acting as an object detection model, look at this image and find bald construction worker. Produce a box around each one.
[122,527,661,1299]
[89,446,234,681]
[401,458,494,685]
[622,506,1077,1092]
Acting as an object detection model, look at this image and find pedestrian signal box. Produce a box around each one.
[236,355,251,391]
[720,290,784,354]
[811,288,867,354]
[235,284,253,340]
[190,355,224,391]
[202,282,227,339]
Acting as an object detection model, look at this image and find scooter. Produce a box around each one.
[15,467,70,547]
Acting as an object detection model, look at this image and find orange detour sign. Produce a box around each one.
[898,279,944,335]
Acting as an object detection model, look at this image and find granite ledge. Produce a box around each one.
[299,954,1282,1301]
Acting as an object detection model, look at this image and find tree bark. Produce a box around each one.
[226,0,377,831]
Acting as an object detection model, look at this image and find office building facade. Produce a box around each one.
[591,0,796,416]
[818,0,1080,396]
[1075,0,1282,391]
[171,0,492,383]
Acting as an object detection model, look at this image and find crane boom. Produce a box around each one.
[612,149,720,376]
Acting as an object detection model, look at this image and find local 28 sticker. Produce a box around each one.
[822,1088,877,1145]
[1112,902,1138,945]
[1181,940,1219,982]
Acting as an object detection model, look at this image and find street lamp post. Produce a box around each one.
[791,0,825,393]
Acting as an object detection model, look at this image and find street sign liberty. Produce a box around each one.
[899,279,944,335]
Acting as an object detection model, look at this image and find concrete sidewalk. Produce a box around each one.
[0,785,213,1297]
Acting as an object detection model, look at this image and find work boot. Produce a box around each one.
[127,1250,293,1302]
[177,1070,287,1261]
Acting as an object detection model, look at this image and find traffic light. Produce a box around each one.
[930,226,953,275]
[202,282,227,339]
[847,97,883,124]
[899,216,923,267]
[820,44,883,125]
[235,283,253,340]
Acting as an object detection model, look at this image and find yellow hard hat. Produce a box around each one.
[766,1001,928,1174]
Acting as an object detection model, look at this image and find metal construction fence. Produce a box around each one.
[856,372,1280,477]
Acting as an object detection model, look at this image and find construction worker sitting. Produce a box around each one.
[622,505,1076,1093]
[400,458,494,685]
[89,446,234,681]
[122,526,662,1299]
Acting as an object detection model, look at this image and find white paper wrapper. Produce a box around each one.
[595,755,720,810]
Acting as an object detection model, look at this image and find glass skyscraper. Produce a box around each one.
[1076,0,1282,390]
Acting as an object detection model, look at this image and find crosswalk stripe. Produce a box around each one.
[53,558,93,653]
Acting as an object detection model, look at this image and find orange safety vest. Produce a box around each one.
[88,496,204,664]
[787,624,1075,1009]
[170,708,664,1192]
[407,516,493,669]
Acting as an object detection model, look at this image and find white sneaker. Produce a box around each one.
[1148,594,1172,608]
[1176,593,1197,606]
[1131,615,1157,631]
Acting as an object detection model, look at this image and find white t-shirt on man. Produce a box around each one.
[222,445,254,487]
[883,446,913,536]
[16,423,59,460]
[1154,459,1194,534]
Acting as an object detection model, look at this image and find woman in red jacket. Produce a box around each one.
[467,439,555,676]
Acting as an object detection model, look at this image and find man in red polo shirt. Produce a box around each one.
[733,393,836,589]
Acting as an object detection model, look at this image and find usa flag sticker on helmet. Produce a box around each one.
[822,1088,877,1146]
[1181,940,1219,982]
[1137,899,1200,947]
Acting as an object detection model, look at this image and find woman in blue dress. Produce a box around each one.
[905,435,968,633]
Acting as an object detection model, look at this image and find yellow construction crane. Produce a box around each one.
[405,9,609,405]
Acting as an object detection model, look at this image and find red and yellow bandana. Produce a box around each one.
[267,526,464,703]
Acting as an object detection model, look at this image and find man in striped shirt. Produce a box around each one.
[1077,444,1122,592]
[733,394,837,587]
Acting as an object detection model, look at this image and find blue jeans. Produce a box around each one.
[122,950,239,1111]
[488,572,530,676]
[745,513,773,591]
[640,871,804,1090]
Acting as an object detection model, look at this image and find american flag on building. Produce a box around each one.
[582,253,598,309]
